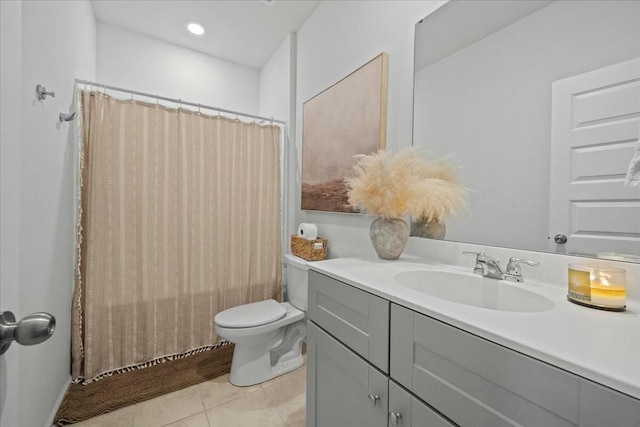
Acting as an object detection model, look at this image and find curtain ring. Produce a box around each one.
[197,103,201,114]
[178,99,182,110]
[130,89,134,101]
[156,95,159,107]
[217,109,221,118]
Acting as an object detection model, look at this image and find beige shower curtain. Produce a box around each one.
[72,91,282,382]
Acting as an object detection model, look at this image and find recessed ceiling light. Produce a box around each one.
[186,21,205,36]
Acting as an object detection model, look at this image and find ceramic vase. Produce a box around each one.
[369,218,409,260]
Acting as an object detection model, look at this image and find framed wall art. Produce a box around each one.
[301,52,388,213]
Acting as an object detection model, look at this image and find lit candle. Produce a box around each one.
[568,264,626,311]
[590,272,626,307]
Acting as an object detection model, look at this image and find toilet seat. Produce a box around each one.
[215,299,287,328]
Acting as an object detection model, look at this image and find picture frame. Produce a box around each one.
[301,52,388,213]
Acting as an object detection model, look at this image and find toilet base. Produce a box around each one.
[228,319,306,386]
[230,353,304,387]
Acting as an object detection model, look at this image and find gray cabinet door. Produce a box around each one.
[388,381,454,427]
[391,304,579,427]
[308,270,390,372]
[307,320,388,427]
[579,379,640,427]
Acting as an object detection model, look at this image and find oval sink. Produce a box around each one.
[395,270,554,313]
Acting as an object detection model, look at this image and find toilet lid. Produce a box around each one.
[215,299,287,328]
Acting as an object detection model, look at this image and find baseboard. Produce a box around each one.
[45,376,71,427]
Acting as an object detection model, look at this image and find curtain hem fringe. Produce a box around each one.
[71,340,231,385]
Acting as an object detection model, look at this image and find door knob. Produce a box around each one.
[0,311,56,355]
[390,411,402,425]
[554,234,567,244]
[367,394,380,407]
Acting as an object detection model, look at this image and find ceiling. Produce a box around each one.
[91,0,321,69]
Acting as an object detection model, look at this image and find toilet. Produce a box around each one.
[214,253,309,386]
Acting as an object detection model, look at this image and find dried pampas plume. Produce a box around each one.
[345,148,466,222]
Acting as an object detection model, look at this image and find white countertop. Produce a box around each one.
[308,255,640,400]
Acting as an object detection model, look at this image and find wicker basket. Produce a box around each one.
[290,234,328,261]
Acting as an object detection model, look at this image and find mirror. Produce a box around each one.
[412,0,640,262]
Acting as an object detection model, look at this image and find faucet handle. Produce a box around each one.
[505,257,539,282]
[463,251,498,263]
[463,251,488,275]
[463,251,485,259]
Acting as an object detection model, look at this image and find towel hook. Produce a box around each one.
[59,111,78,122]
[36,84,55,101]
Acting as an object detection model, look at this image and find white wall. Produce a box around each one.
[259,33,298,245]
[413,0,640,252]
[97,23,260,115]
[259,34,294,124]
[294,0,446,256]
[16,1,96,426]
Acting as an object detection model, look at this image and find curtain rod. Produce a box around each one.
[74,79,287,125]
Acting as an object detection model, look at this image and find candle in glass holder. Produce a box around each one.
[568,264,626,311]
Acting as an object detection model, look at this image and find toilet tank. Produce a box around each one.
[284,253,309,311]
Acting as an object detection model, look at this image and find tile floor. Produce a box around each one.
[74,360,306,427]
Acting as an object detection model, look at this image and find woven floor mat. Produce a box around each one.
[53,344,234,426]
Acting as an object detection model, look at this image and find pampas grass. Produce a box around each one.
[346,148,466,221]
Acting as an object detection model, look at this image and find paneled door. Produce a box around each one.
[307,321,388,427]
[387,381,454,427]
[549,58,640,257]
[0,1,22,426]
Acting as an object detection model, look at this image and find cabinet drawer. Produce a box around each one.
[307,321,389,427]
[388,380,454,427]
[309,270,390,372]
[391,304,580,427]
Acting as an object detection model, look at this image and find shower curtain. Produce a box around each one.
[72,91,282,382]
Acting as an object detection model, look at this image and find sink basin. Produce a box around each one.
[395,270,554,312]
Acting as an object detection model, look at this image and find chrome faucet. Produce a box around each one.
[463,251,504,279]
[463,252,539,282]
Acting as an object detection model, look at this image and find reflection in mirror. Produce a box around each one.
[412,0,640,263]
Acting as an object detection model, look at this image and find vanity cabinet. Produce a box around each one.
[307,321,388,427]
[307,271,640,427]
[308,270,389,373]
[391,304,579,427]
[390,304,640,427]
[388,380,454,427]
